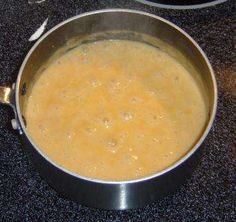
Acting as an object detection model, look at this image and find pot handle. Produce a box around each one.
[0,86,12,105]
[0,85,22,133]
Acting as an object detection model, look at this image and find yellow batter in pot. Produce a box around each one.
[25,40,207,181]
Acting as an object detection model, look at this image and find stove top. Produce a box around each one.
[0,0,235,221]
[135,0,227,9]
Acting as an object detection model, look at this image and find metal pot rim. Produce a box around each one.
[134,0,227,10]
[15,9,218,185]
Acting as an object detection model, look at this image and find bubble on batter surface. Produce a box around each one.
[101,117,112,128]
[38,124,47,134]
[90,79,101,88]
[107,139,118,153]
[152,137,160,143]
[147,89,156,97]
[107,79,122,94]
[121,112,133,121]
[123,154,138,165]
[130,97,139,104]
[85,127,97,135]
[135,167,144,177]
[66,132,72,139]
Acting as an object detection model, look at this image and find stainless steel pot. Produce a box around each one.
[0,9,217,210]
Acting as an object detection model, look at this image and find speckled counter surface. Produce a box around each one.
[0,0,235,221]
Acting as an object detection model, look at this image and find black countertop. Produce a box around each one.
[0,0,235,221]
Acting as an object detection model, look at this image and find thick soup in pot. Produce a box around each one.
[25,40,207,181]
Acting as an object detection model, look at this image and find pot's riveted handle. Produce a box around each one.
[0,85,23,134]
[0,86,12,104]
